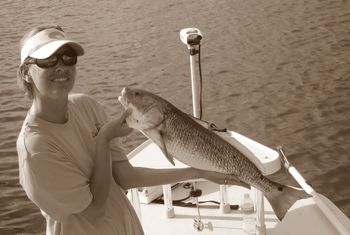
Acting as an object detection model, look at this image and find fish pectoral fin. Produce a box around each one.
[158,134,176,166]
[146,129,175,166]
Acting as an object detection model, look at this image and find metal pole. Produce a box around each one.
[254,187,266,235]
[188,45,201,119]
[219,185,231,213]
[181,28,231,217]
[179,28,203,118]
[278,147,349,235]
[163,184,175,218]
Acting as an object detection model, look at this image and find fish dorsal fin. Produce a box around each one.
[189,115,210,129]
[142,129,175,166]
[189,115,227,132]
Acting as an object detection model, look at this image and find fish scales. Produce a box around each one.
[163,109,279,193]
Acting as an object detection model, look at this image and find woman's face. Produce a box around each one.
[27,45,77,100]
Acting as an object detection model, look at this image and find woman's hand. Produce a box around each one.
[197,169,250,189]
[84,110,133,220]
[98,109,133,142]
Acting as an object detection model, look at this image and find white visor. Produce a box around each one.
[20,28,84,63]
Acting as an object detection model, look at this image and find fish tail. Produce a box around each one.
[265,185,310,221]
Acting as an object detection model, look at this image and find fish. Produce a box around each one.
[118,87,310,221]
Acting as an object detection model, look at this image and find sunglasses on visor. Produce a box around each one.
[24,51,78,68]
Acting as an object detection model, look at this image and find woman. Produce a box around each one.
[16,24,247,235]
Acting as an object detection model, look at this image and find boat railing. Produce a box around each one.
[127,131,350,235]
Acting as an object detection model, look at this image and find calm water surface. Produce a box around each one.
[0,0,349,234]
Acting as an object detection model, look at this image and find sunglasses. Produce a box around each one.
[24,51,78,68]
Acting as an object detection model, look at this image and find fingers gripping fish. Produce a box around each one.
[118,87,310,221]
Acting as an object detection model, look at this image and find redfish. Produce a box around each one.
[118,87,309,220]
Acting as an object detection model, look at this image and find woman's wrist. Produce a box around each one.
[95,129,112,148]
[97,121,120,142]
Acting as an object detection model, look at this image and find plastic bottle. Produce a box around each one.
[241,193,256,234]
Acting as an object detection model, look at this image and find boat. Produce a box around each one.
[125,28,350,235]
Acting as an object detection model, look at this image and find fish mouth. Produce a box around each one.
[118,87,128,109]
[118,95,128,109]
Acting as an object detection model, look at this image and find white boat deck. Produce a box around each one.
[135,181,350,235]
[127,136,350,235]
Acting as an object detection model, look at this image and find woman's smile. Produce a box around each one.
[52,76,70,82]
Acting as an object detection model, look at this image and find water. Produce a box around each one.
[0,0,349,234]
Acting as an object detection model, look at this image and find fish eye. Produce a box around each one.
[134,91,140,96]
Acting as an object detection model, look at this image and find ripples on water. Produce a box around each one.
[0,0,349,234]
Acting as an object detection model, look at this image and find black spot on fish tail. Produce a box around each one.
[265,185,311,221]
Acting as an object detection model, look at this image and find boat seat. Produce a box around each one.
[215,130,281,175]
